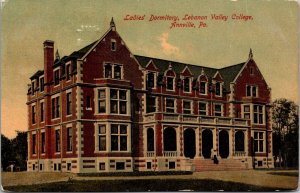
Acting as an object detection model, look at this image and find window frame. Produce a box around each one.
[55,129,61,153]
[104,63,123,79]
[246,85,258,97]
[67,127,73,152]
[183,77,192,93]
[54,69,60,86]
[41,131,45,154]
[199,102,208,116]
[51,96,60,119]
[253,131,265,153]
[146,95,157,113]
[111,39,116,51]
[98,125,107,151]
[214,103,223,116]
[183,100,192,114]
[31,104,36,125]
[253,105,264,124]
[40,101,44,122]
[199,81,207,95]
[165,98,176,113]
[215,82,222,97]
[110,89,128,115]
[32,133,36,155]
[40,76,44,92]
[146,71,156,89]
[66,64,71,81]
[166,76,175,91]
[111,124,128,152]
[66,92,72,116]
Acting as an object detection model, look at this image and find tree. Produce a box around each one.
[1,134,13,169]
[11,131,28,169]
[272,98,298,168]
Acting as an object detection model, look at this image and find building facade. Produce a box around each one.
[27,19,274,173]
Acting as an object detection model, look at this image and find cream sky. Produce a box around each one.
[1,0,298,138]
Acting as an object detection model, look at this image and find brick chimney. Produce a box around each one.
[43,40,54,90]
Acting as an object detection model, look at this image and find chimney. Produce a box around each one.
[43,40,54,88]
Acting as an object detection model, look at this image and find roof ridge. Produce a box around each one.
[134,54,218,70]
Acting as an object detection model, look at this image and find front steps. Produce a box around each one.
[192,157,251,171]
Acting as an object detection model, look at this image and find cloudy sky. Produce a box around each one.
[1,0,298,138]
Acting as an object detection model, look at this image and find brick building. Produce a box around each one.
[27,19,273,173]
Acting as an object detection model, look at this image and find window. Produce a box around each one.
[243,105,250,119]
[183,100,192,114]
[147,72,155,89]
[214,104,222,116]
[215,82,221,96]
[66,64,71,80]
[111,124,128,151]
[66,92,72,115]
[67,163,71,171]
[86,96,91,108]
[99,163,105,170]
[183,77,191,92]
[166,77,174,91]
[31,81,35,95]
[246,85,257,97]
[41,132,45,153]
[146,95,156,113]
[111,40,116,51]
[55,129,60,152]
[147,128,154,152]
[51,97,60,119]
[147,162,151,169]
[200,81,207,95]
[33,164,35,171]
[98,125,106,151]
[32,105,36,124]
[254,105,264,124]
[166,98,175,113]
[114,65,121,79]
[199,102,207,115]
[67,127,73,152]
[104,63,123,79]
[169,161,176,169]
[58,163,61,171]
[40,102,44,122]
[32,134,36,154]
[116,162,125,170]
[254,132,264,153]
[40,164,43,171]
[110,89,127,114]
[98,89,106,113]
[163,127,177,151]
[54,70,60,85]
[104,64,112,78]
[40,77,44,92]
[235,131,245,152]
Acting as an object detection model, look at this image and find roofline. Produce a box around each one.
[232,58,251,83]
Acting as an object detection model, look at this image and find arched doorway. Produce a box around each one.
[163,127,177,151]
[184,128,196,159]
[219,130,229,158]
[235,131,245,152]
[202,129,213,159]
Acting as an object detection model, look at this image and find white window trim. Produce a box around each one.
[40,129,45,155]
[145,70,157,90]
[54,127,61,155]
[32,132,37,155]
[51,93,60,120]
[241,104,265,125]
[66,125,73,153]
[182,100,193,115]
[241,103,251,120]
[109,123,131,153]
[199,81,208,95]
[31,80,36,96]
[214,81,223,97]
[65,62,72,82]
[214,103,223,116]
[199,101,208,116]
[40,99,45,123]
[165,98,177,113]
[66,89,72,117]
[166,76,175,92]
[103,62,124,80]
[39,76,45,93]
[145,95,157,114]
[246,85,258,97]
[252,130,266,153]
[109,88,130,115]
[53,67,60,87]
[31,103,37,126]
[182,76,192,93]
[94,123,109,153]
[143,126,156,156]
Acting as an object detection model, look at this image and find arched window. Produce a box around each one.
[147,128,154,151]
[163,127,176,151]
[235,131,245,151]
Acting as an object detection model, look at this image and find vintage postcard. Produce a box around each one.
[1,0,298,191]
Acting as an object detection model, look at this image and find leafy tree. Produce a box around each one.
[11,131,28,169]
[1,134,13,169]
[272,98,298,168]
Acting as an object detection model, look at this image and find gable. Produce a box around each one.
[145,60,159,71]
[181,66,193,77]
[213,71,223,82]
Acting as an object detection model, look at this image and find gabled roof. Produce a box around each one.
[69,40,98,59]
[30,70,44,80]
[134,55,245,91]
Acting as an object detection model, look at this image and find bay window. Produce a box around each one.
[110,89,127,114]
[243,105,250,119]
[98,125,106,151]
[111,124,128,151]
[98,89,106,113]
[254,105,264,124]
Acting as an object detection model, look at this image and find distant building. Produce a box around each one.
[27,18,273,173]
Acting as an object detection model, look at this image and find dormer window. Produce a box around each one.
[40,77,44,92]
[66,64,71,80]
[31,81,35,95]
[54,69,60,86]
[183,77,191,93]
[147,72,155,89]
[200,81,207,95]
[111,39,116,51]
[246,85,257,97]
[166,77,174,91]
[215,82,222,96]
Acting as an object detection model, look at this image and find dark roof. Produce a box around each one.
[69,40,98,59]
[134,55,245,90]
[30,70,44,80]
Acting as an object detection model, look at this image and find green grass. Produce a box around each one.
[4,179,292,192]
[267,172,299,177]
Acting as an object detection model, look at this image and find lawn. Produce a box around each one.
[3,179,291,192]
